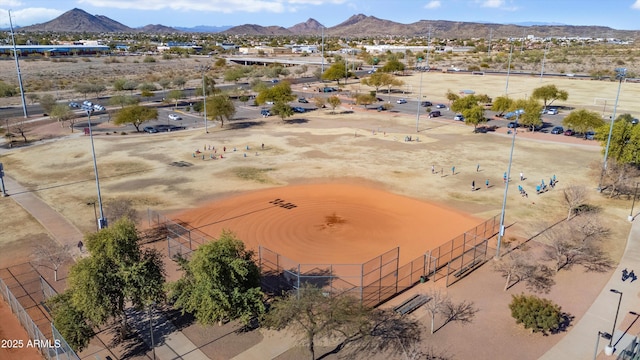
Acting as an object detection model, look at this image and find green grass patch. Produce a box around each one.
[232,167,276,184]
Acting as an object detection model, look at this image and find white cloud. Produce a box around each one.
[78,0,345,13]
[0,7,63,26]
[632,0,640,9]
[424,1,441,9]
[0,0,23,7]
[479,0,504,8]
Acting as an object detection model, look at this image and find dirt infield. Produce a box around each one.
[173,183,483,266]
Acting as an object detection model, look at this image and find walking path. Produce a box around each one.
[3,175,208,360]
[541,216,640,359]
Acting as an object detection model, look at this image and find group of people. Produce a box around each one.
[192,143,266,160]
[517,185,529,198]
[622,268,637,282]
[536,175,558,194]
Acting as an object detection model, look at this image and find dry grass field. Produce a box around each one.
[0,52,638,359]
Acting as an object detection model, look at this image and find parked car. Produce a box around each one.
[82,100,93,107]
[93,104,105,111]
[377,105,386,112]
[421,101,433,107]
[270,79,279,83]
[297,97,308,103]
[292,107,306,113]
[260,109,271,117]
[69,102,79,108]
[632,118,639,125]
[564,129,575,136]
[546,108,558,115]
[436,104,446,109]
[454,114,465,121]
[550,126,564,134]
[585,131,595,140]
[396,98,407,104]
[168,113,182,120]
[507,121,519,128]
[143,126,158,133]
[322,87,337,93]
[155,124,172,132]
[169,125,186,131]
[429,111,441,118]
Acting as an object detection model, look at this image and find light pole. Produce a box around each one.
[630,183,639,221]
[148,302,156,360]
[504,43,514,96]
[415,57,424,132]
[593,331,612,360]
[599,68,626,192]
[8,10,27,118]
[87,201,98,232]
[495,112,520,258]
[86,109,107,229]
[606,289,623,355]
[540,42,550,81]
[199,65,211,133]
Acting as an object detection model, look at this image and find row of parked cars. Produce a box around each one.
[69,100,105,112]
[143,124,185,133]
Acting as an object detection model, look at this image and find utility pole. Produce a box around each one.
[8,10,27,118]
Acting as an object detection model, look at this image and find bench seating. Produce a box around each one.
[393,294,431,315]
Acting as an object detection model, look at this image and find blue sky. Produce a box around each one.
[0,0,639,30]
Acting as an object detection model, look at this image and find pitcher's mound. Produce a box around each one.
[173,183,482,265]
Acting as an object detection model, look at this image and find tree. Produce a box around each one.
[380,58,405,74]
[541,214,611,272]
[322,62,350,85]
[451,94,488,131]
[47,292,94,352]
[511,98,543,131]
[206,94,235,127]
[255,81,295,106]
[121,80,139,95]
[531,84,568,111]
[173,76,186,89]
[33,242,71,282]
[167,89,184,109]
[492,96,514,117]
[114,105,158,132]
[66,218,166,339]
[327,95,342,113]
[355,93,375,109]
[50,104,76,132]
[563,109,604,135]
[423,288,449,334]
[264,284,421,360]
[158,78,171,99]
[271,101,294,121]
[509,294,562,334]
[169,230,265,326]
[313,96,326,110]
[445,89,460,104]
[563,185,587,220]
[422,288,478,334]
[40,94,56,114]
[361,72,396,94]
[109,94,139,109]
[595,115,640,166]
[493,248,555,293]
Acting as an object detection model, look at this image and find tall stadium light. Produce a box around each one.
[86,108,107,229]
[599,68,626,192]
[199,65,211,133]
[605,289,623,355]
[540,42,550,81]
[415,57,424,133]
[593,331,612,360]
[504,42,514,96]
[8,10,28,118]
[495,111,521,258]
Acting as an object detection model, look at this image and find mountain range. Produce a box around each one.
[17,8,640,40]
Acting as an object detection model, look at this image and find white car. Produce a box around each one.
[454,114,465,121]
[546,108,558,115]
[93,104,105,111]
[168,113,182,121]
[396,99,407,104]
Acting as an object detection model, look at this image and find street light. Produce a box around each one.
[593,331,612,360]
[199,65,211,133]
[599,68,626,192]
[415,57,424,133]
[605,289,623,355]
[85,108,107,229]
[629,182,639,222]
[148,302,156,360]
[495,112,521,258]
[86,201,98,232]
[504,43,514,96]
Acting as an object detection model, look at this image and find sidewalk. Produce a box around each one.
[3,175,208,360]
[540,216,640,359]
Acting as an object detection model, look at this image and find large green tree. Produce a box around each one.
[595,114,640,165]
[380,58,405,74]
[511,98,544,131]
[531,84,568,111]
[206,94,236,127]
[322,62,350,85]
[47,292,95,352]
[492,96,514,117]
[40,94,57,114]
[114,105,158,132]
[255,81,295,106]
[563,109,605,135]
[451,94,488,131]
[169,230,265,326]
[65,218,166,339]
[360,72,396,94]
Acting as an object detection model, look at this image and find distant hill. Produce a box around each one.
[288,18,325,34]
[15,8,640,40]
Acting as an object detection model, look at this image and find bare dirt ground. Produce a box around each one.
[0,58,636,359]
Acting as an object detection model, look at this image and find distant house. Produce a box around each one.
[0,44,109,57]
[157,42,202,52]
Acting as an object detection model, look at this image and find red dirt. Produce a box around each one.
[172,183,483,267]
[0,300,43,360]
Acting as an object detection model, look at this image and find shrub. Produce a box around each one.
[143,56,156,63]
[509,294,562,334]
